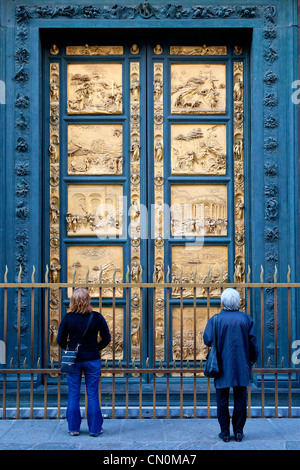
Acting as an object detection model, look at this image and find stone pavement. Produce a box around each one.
[0,417,300,451]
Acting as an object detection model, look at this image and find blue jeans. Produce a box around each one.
[66,359,103,435]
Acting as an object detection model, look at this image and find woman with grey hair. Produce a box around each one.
[203,288,258,443]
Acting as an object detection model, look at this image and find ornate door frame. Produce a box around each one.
[44,33,248,374]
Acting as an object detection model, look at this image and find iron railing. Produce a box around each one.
[0,266,300,419]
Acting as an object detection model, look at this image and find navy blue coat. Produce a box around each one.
[203,310,259,389]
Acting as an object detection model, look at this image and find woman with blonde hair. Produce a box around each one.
[57,287,111,436]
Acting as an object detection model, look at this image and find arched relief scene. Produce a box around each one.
[67,184,123,237]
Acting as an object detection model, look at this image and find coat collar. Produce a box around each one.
[220,308,240,312]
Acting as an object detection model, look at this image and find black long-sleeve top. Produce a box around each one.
[57,311,111,361]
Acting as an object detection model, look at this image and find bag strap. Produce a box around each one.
[213,315,218,345]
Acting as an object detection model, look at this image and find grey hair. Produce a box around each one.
[221,288,240,311]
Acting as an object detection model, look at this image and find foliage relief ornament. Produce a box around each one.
[262,4,279,345]
[15,3,268,22]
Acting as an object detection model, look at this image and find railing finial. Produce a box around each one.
[166,265,170,283]
[126,265,130,283]
[287,265,291,283]
[18,265,22,283]
[4,265,8,283]
[274,265,278,283]
[31,265,36,283]
[45,265,49,283]
[260,265,264,283]
[247,265,251,283]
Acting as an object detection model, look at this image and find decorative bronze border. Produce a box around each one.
[66,45,123,55]
[153,60,165,361]
[130,60,142,361]
[170,45,227,55]
[233,60,245,302]
[49,62,60,361]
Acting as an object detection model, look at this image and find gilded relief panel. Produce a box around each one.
[172,307,219,361]
[67,62,122,114]
[68,124,123,175]
[66,45,123,55]
[170,45,227,56]
[67,184,123,237]
[101,307,124,360]
[67,245,123,298]
[171,185,227,237]
[171,123,226,175]
[171,63,226,114]
[172,245,228,298]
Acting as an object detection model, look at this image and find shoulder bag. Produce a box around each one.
[204,315,220,378]
[61,312,94,374]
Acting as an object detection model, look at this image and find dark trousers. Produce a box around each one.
[216,386,247,436]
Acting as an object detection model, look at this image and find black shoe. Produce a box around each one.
[89,428,103,437]
[219,432,230,442]
[234,432,244,442]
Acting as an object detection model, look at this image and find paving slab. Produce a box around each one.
[0,418,299,451]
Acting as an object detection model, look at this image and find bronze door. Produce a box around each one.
[46,37,246,370]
